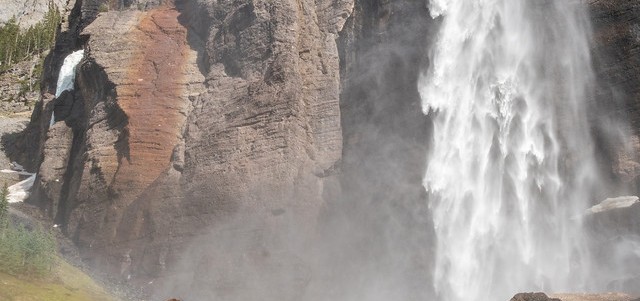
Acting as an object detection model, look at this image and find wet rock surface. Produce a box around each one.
[588,0,640,189]
[317,0,437,299]
[511,293,561,301]
[585,199,640,294]
[584,2,640,295]
[5,0,640,299]
[511,293,638,301]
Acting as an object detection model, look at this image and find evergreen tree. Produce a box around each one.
[0,2,61,74]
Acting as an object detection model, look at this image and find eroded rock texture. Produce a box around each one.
[586,1,640,294]
[22,0,354,296]
[589,0,640,190]
[12,0,640,299]
[180,0,349,234]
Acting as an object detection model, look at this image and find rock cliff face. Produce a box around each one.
[589,0,640,190]
[0,59,39,113]
[11,0,640,298]
[587,1,640,294]
[21,0,355,291]
[325,0,437,298]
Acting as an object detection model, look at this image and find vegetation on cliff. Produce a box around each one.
[0,186,117,300]
[0,2,60,105]
[0,183,56,278]
[0,2,60,73]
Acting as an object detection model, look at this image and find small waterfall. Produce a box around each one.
[1,50,84,203]
[419,1,597,300]
[51,49,84,126]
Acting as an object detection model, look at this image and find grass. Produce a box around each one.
[0,257,117,301]
[1,187,117,300]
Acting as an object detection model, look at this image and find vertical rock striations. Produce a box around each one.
[22,0,355,292]
[12,0,640,298]
[322,0,438,299]
[61,3,206,280]
[586,1,640,294]
[154,0,354,298]
[589,0,640,190]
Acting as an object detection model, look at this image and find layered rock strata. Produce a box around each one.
[8,0,640,299]
[22,0,354,295]
[29,0,205,280]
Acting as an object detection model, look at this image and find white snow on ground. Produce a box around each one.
[1,163,35,203]
[3,174,35,203]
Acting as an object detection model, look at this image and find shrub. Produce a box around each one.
[99,3,110,12]
[0,225,57,278]
[0,184,56,278]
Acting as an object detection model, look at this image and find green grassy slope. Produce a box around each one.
[0,258,117,301]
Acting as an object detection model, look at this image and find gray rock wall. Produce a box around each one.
[20,0,354,294]
[8,0,640,298]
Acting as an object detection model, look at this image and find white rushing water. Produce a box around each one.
[51,49,84,126]
[419,1,598,300]
[2,50,84,203]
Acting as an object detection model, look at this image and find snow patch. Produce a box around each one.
[1,162,36,203]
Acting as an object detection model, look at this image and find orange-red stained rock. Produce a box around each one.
[112,6,188,198]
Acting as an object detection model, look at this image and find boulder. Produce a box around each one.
[511,293,561,301]
[588,196,640,214]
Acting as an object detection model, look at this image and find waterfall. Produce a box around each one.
[419,1,597,300]
[51,49,84,126]
[1,50,85,203]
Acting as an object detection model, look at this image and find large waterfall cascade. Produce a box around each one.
[419,1,601,300]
